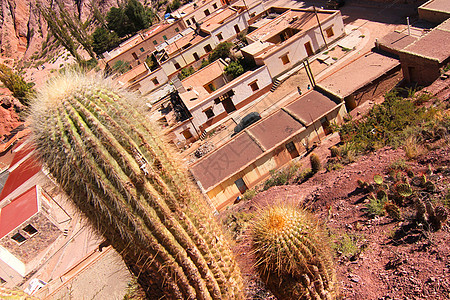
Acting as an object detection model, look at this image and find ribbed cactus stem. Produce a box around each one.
[30,73,243,299]
[251,206,337,300]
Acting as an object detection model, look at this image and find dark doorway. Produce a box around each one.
[235,178,248,194]
[304,42,313,56]
[222,98,236,114]
[285,141,299,159]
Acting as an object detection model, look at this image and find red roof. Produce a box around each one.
[9,144,35,170]
[0,155,41,201]
[0,186,39,239]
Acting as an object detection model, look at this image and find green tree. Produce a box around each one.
[209,42,234,62]
[224,61,244,79]
[0,64,35,106]
[125,0,151,31]
[178,66,195,80]
[92,27,120,56]
[107,6,133,37]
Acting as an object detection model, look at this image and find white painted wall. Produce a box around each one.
[131,68,169,95]
[210,13,249,44]
[160,36,216,76]
[172,65,272,142]
[0,245,26,277]
[260,12,344,78]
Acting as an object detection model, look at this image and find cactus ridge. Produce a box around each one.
[31,74,243,299]
[251,206,336,300]
[396,182,413,197]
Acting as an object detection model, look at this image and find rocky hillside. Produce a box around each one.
[0,0,117,61]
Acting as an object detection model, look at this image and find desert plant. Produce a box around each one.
[373,174,383,185]
[29,72,243,299]
[251,205,337,300]
[366,194,386,217]
[395,182,413,197]
[330,146,340,158]
[415,198,448,230]
[384,202,401,220]
[0,286,39,299]
[310,153,322,174]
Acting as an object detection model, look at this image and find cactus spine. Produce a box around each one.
[30,73,243,299]
[251,206,337,300]
[0,287,39,300]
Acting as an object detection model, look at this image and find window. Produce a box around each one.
[192,17,196,23]
[182,129,193,139]
[234,24,240,34]
[23,224,38,236]
[174,62,181,69]
[151,77,159,85]
[249,81,259,92]
[204,44,212,53]
[186,19,191,26]
[205,83,216,93]
[204,107,215,119]
[250,13,256,18]
[204,9,210,16]
[175,27,180,32]
[12,232,26,244]
[325,26,334,38]
[234,178,248,194]
[212,3,218,9]
[139,47,145,52]
[132,52,138,60]
[0,276,6,285]
[216,33,223,41]
[281,54,290,65]
[163,35,167,40]
[153,40,158,45]
[193,52,199,60]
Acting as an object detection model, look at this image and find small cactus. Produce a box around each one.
[373,174,383,185]
[423,181,436,192]
[251,206,337,300]
[376,190,388,201]
[310,153,322,174]
[330,146,340,158]
[384,202,401,220]
[395,183,413,197]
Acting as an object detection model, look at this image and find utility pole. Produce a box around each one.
[313,6,328,49]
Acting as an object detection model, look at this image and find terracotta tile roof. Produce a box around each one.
[377,31,417,52]
[402,28,450,63]
[248,110,304,150]
[317,52,400,98]
[0,186,39,239]
[190,132,263,191]
[284,90,337,125]
[420,0,450,13]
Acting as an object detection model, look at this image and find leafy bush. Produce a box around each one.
[263,162,301,191]
[112,60,131,74]
[178,66,195,80]
[224,61,244,79]
[92,27,120,56]
[208,42,234,62]
[0,64,35,105]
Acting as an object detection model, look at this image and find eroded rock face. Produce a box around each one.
[0,0,117,61]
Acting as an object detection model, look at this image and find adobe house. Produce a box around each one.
[103,20,186,71]
[418,0,450,24]
[316,51,401,111]
[241,7,345,79]
[0,186,63,286]
[190,90,346,209]
[398,19,450,86]
[170,59,272,144]
[170,0,226,29]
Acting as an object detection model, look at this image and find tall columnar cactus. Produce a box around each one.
[310,153,322,174]
[30,73,243,299]
[251,205,337,300]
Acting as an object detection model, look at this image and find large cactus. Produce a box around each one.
[0,287,39,300]
[251,205,337,300]
[30,73,243,299]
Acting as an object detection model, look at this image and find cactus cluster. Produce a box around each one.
[395,182,413,197]
[415,198,448,230]
[330,146,340,158]
[30,73,243,299]
[251,206,337,300]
